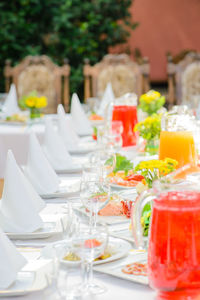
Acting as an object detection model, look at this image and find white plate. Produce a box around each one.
[41,179,80,199]
[6,214,66,239]
[0,121,27,126]
[94,251,148,285]
[60,237,131,267]
[110,230,134,244]
[0,271,35,297]
[55,165,82,174]
[68,142,98,155]
[110,183,137,190]
[74,207,129,225]
[89,119,104,127]
[0,260,52,297]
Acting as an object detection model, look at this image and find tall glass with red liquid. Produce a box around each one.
[111,94,138,147]
[131,179,200,294]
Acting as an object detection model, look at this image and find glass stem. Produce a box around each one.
[88,260,94,286]
[92,202,98,229]
[81,260,89,290]
[89,203,93,232]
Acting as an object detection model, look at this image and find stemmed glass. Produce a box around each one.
[71,223,108,295]
[80,180,110,229]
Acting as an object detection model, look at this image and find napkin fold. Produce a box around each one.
[24,133,59,195]
[71,93,92,136]
[43,118,74,170]
[0,150,45,233]
[2,84,20,116]
[98,82,115,115]
[57,104,81,151]
[0,228,27,289]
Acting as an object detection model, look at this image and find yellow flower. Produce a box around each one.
[35,96,47,108]
[140,90,161,104]
[25,96,37,108]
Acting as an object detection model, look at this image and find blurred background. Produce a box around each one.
[0,0,200,102]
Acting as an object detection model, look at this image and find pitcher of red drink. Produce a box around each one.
[132,178,200,294]
[112,93,138,147]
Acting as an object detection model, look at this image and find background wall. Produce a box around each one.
[127,0,200,82]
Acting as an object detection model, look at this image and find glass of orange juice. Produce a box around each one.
[159,112,197,168]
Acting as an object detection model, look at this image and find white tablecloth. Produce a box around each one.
[0,120,157,299]
[11,205,156,300]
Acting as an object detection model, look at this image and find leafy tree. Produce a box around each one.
[0,0,138,98]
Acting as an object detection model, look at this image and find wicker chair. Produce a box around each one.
[167,52,200,106]
[83,54,150,101]
[4,55,70,113]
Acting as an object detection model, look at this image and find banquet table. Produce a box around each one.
[0,173,156,300]
[0,116,158,300]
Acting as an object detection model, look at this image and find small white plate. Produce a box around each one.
[61,237,131,267]
[94,251,148,285]
[40,179,80,199]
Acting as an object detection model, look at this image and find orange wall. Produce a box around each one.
[125,0,200,82]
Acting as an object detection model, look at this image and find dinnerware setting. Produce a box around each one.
[1,78,200,300]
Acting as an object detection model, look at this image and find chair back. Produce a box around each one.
[4,55,70,113]
[84,54,150,101]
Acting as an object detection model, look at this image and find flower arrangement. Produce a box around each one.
[134,114,161,154]
[135,158,178,188]
[19,91,47,119]
[139,90,165,116]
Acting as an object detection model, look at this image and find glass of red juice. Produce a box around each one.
[112,105,138,147]
[131,181,200,295]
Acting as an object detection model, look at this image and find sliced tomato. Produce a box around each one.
[92,134,97,140]
[125,174,144,182]
[84,239,102,248]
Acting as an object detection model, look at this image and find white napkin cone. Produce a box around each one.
[0,228,27,289]
[2,84,20,116]
[24,133,59,195]
[0,150,45,233]
[71,93,92,136]
[98,82,115,115]
[43,118,74,171]
[57,104,81,151]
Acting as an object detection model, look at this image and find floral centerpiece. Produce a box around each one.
[135,158,178,236]
[19,91,47,119]
[139,90,165,116]
[134,114,161,155]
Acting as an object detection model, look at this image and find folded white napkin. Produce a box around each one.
[24,133,59,195]
[98,82,115,115]
[71,93,92,136]
[0,150,45,233]
[43,118,74,171]
[2,84,20,116]
[0,228,27,289]
[57,104,81,151]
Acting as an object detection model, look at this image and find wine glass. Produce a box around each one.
[42,241,71,299]
[71,224,108,295]
[80,180,110,229]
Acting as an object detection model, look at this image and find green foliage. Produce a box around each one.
[105,153,133,176]
[0,0,138,96]
[141,203,151,237]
